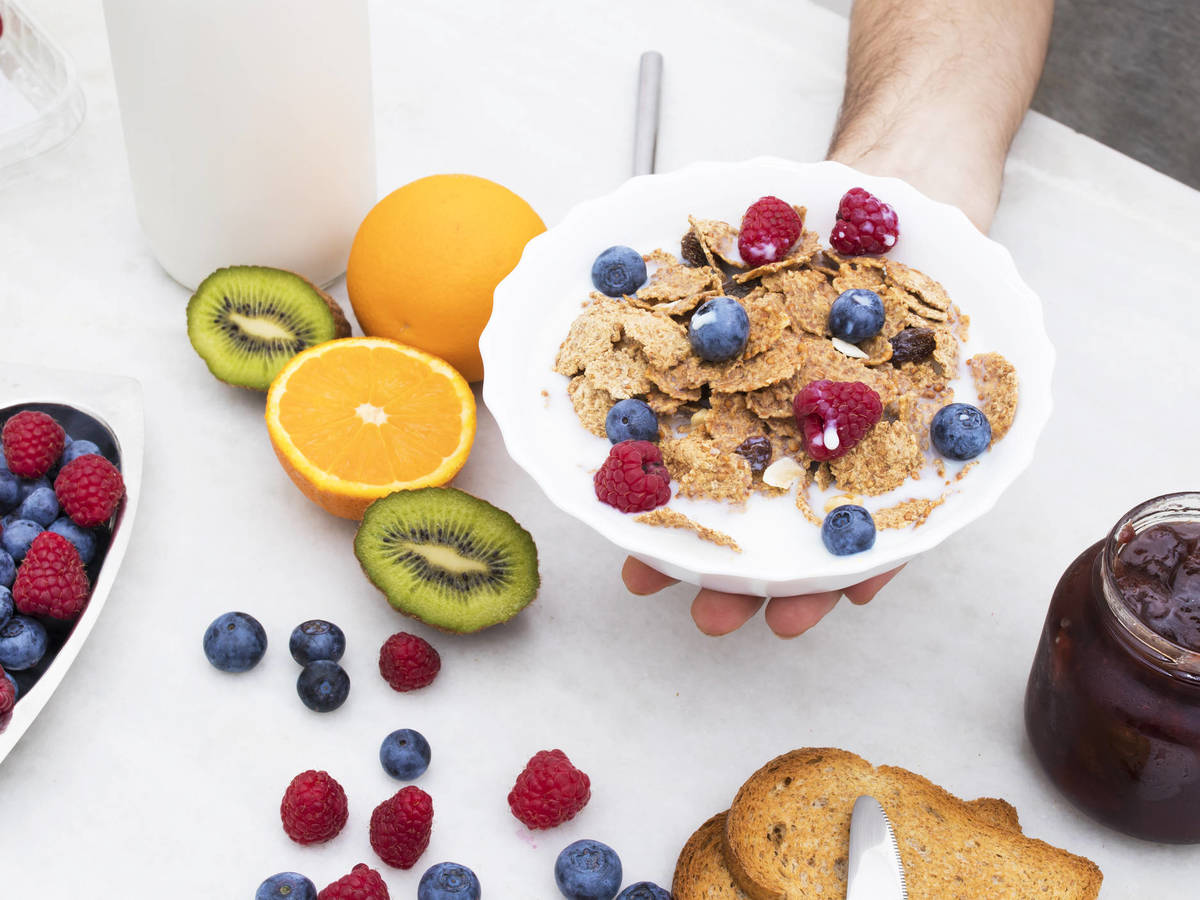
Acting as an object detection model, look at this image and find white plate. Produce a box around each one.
[0,364,143,765]
[481,158,1053,596]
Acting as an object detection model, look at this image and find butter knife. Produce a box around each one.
[846,795,908,900]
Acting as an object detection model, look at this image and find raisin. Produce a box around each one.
[889,327,936,365]
[680,230,707,267]
[735,435,772,473]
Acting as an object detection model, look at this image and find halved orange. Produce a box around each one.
[265,337,476,519]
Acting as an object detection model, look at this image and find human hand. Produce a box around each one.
[621,557,904,637]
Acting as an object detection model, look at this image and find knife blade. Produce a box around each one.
[846,795,908,900]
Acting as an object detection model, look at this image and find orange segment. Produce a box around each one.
[265,337,476,519]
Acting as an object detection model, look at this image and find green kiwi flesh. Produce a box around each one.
[186,265,351,390]
[355,487,540,633]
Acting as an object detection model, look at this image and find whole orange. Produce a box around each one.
[346,174,546,382]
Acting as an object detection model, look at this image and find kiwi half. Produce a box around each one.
[186,266,351,390]
[354,487,540,633]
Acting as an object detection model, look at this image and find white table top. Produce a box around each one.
[3,0,1200,896]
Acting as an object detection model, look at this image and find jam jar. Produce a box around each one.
[1025,493,1200,842]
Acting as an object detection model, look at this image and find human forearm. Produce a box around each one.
[827,0,1052,231]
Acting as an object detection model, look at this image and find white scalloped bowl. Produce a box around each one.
[480,158,1053,596]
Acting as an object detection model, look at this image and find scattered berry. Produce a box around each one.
[54,454,125,527]
[289,619,346,664]
[828,288,885,343]
[0,551,14,589]
[888,326,936,366]
[591,246,647,297]
[13,531,89,620]
[0,615,47,671]
[508,748,591,829]
[0,470,18,512]
[0,665,13,715]
[417,862,481,900]
[280,770,349,845]
[738,196,802,266]
[17,486,59,527]
[47,517,97,565]
[931,403,992,460]
[17,476,50,503]
[370,785,434,869]
[554,839,622,900]
[297,659,351,712]
[318,864,390,900]
[202,611,268,673]
[616,883,672,900]
[830,187,899,256]
[593,440,671,514]
[688,296,749,362]
[734,435,772,473]
[821,504,877,556]
[3,669,17,703]
[380,728,432,780]
[605,399,658,444]
[1,519,43,562]
[793,380,882,461]
[2,411,65,479]
[59,439,101,467]
[256,872,318,900]
[379,631,441,692]
[0,585,12,625]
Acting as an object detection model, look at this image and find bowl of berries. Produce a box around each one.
[481,158,1053,596]
[0,363,143,763]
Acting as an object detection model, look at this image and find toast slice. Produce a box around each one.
[671,798,1020,900]
[722,748,1102,900]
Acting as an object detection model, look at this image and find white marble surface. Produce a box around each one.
[2,0,1199,896]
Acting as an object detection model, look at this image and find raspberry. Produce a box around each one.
[54,454,125,527]
[378,632,440,692]
[318,863,390,900]
[829,187,899,256]
[280,770,349,845]
[2,411,65,479]
[737,196,803,267]
[507,748,591,829]
[369,785,433,869]
[13,531,89,620]
[0,666,13,715]
[593,440,671,513]
[793,380,883,461]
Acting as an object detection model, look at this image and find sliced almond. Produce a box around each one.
[830,337,869,359]
[762,457,806,490]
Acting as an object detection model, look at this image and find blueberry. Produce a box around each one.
[616,884,672,900]
[930,403,992,461]
[0,585,12,627]
[0,616,48,671]
[0,552,14,589]
[0,470,18,513]
[60,440,102,466]
[417,861,481,900]
[821,504,876,556]
[591,246,647,297]
[688,296,750,362]
[17,486,59,527]
[17,477,50,503]
[1,519,43,562]
[202,611,267,673]
[555,839,622,900]
[380,727,432,780]
[288,619,346,665]
[4,669,17,701]
[296,659,349,712]
[828,288,885,343]
[255,872,317,900]
[47,518,97,565]
[605,399,658,444]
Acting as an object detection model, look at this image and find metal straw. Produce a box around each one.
[633,51,662,176]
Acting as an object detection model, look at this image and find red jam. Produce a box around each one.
[1025,494,1200,843]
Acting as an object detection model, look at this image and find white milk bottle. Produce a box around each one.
[102,0,376,290]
